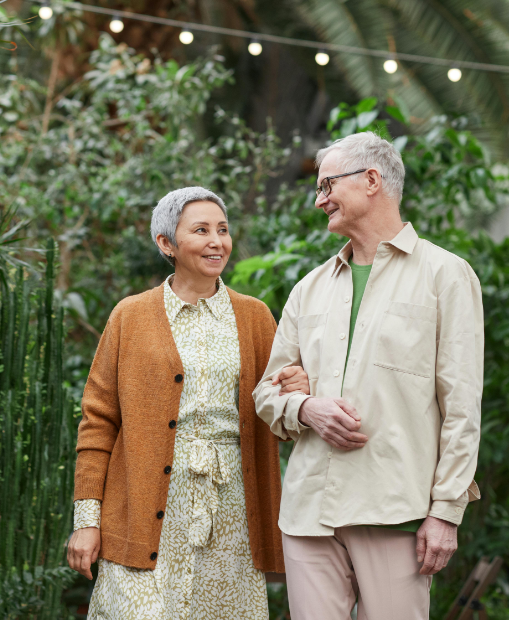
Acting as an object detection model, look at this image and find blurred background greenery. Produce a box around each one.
[2,0,509,617]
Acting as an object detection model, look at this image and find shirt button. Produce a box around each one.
[455,507,462,515]
[164,466,172,474]
[150,552,158,561]
[333,370,340,377]
[327,452,332,458]
[175,374,184,383]
[345,296,351,303]
[169,420,177,429]
[339,333,346,340]
[157,511,164,519]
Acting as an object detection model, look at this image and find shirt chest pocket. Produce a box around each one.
[298,313,327,379]
[374,301,437,378]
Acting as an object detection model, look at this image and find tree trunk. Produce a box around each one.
[41,48,61,135]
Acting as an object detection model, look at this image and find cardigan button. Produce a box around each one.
[175,374,183,383]
[157,511,164,519]
[150,552,157,561]
[164,466,172,474]
[169,420,177,429]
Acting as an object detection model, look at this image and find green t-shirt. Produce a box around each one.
[344,259,424,534]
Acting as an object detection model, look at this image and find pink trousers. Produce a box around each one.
[282,527,432,620]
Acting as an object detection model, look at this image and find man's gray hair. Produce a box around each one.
[151,186,227,264]
[316,132,405,203]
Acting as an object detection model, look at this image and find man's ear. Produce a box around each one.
[366,168,383,197]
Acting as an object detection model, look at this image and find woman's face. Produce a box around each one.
[171,200,232,279]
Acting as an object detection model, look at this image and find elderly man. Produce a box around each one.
[254,132,483,620]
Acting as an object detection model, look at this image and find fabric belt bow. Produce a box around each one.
[177,432,240,548]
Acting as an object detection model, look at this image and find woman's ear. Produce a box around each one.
[156,234,176,258]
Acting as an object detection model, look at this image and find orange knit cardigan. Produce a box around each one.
[74,283,285,572]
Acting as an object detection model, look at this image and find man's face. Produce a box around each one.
[315,152,369,236]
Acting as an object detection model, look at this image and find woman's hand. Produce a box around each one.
[67,527,101,580]
[272,366,311,395]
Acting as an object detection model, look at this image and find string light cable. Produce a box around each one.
[25,0,509,76]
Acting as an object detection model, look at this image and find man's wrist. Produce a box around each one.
[298,398,312,426]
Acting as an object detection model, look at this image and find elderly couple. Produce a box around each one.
[68,132,483,620]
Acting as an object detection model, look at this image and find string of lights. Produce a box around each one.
[31,0,509,82]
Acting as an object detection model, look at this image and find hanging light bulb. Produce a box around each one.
[179,29,194,45]
[448,67,462,82]
[315,51,330,66]
[248,40,263,56]
[384,59,398,74]
[109,16,124,33]
[38,3,53,19]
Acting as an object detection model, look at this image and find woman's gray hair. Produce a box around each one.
[315,132,405,203]
[151,186,227,265]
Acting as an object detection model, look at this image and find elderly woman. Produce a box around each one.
[67,187,309,620]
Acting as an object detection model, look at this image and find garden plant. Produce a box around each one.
[2,32,509,618]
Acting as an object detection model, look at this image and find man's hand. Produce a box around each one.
[272,366,310,395]
[298,397,368,450]
[416,516,458,575]
[67,527,101,580]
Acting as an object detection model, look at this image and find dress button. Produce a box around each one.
[169,420,177,429]
[164,466,172,474]
[157,511,164,519]
[339,333,346,340]
[345,296,351,303]
[333,370,340,377]
[175,374,183,383]
[150,552,158,561]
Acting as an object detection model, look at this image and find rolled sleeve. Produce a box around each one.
[430,268,484,522]
[284,393,312,433]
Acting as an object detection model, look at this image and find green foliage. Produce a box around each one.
[232,99,509,315]
[1,566,76,620]
[0,240,77,618]
[233,98,509,617]
[291,0,509,157]
[0,34,297,391]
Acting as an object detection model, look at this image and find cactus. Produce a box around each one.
[0,240,77,619]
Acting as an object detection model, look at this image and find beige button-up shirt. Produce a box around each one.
[254,223,483,536]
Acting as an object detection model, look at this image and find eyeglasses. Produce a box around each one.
[315,169,368,198]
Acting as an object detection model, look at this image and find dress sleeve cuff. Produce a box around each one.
[74,499,102,531]
[283,394,312,434]
[428,493,469,526]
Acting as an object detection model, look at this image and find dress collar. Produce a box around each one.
[163,275,229,324]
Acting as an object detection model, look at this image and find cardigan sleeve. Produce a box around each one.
[74,305,123,501]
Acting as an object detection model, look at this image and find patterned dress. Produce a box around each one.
[74,276,269,620]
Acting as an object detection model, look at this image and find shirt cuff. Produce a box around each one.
[428,492,469,526]
[74,499,101,531]
[283,394,312,434]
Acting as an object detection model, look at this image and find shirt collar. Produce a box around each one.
[333,222,418,276]
[163,275,229,324]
